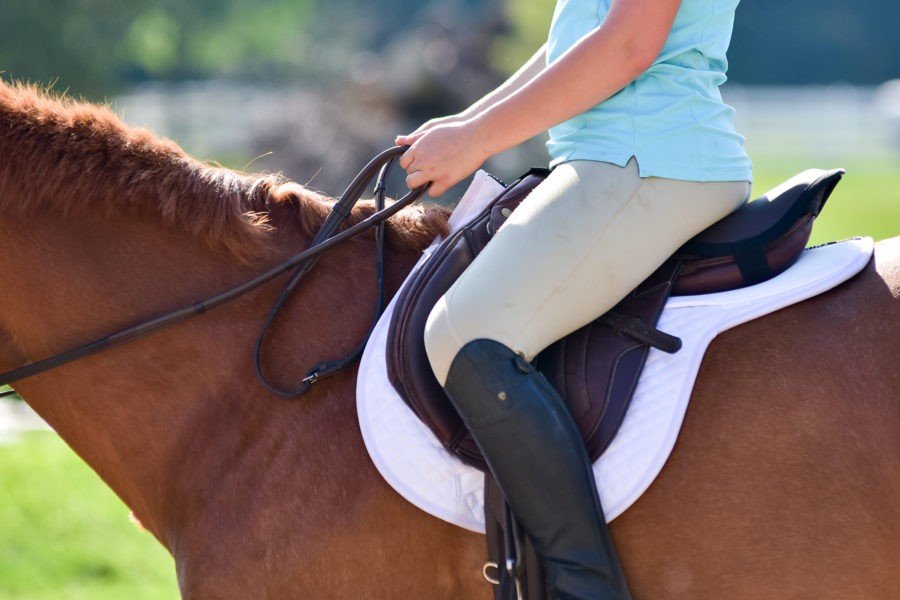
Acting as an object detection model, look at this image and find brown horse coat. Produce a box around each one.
[0,82,897,598]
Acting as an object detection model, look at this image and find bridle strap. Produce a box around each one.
[252,154,396,397]
[0,146,426,394]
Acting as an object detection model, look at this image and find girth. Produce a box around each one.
[386,166,843,470]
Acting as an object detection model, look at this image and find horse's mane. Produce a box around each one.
[0,80,448,262]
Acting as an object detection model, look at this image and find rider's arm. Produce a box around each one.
[399,0,683,195]
[473,0,682,156]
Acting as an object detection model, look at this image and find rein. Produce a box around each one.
[0,146,426,399]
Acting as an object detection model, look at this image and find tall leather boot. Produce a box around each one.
[444,339,631,600]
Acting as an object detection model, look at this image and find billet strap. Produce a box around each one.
[484,475,509,598]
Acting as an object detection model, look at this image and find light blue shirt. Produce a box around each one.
[546,0,753,182]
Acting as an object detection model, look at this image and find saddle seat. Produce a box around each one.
[386,167,843,469]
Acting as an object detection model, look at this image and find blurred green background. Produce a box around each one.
[1,1,898,598]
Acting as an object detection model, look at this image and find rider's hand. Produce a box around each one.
[395,117,491,198]
[400,113,468,139]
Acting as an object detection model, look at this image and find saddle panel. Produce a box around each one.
[386,165,839,469]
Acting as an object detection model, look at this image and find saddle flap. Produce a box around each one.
[535,261,682,459]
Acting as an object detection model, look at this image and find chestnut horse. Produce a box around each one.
[0,82,898,599]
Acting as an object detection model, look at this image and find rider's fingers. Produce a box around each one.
[399,147,415,170]
[428,177,450,198]
[405,169,430,190]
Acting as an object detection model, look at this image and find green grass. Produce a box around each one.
[751,154,900,246]
[0,433,178,599]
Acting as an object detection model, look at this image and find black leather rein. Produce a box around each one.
[0,146,427,399]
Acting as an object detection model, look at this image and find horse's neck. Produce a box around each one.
[0,209,421,551]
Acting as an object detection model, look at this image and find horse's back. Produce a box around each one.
[612,236,900,599]
[873,235,900,297]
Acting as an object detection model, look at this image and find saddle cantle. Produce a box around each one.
[386,167,843,470]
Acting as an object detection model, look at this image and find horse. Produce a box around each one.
[0,81,897,599]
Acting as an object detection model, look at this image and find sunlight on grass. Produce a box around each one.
[0,433,178,599]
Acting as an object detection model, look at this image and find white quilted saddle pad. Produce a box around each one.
[356,171,875,534]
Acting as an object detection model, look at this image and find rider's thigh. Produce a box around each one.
[424,157,750,385]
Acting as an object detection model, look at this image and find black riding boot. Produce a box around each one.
[444,339,631,600]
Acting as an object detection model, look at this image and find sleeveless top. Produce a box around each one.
[546,0,753,182]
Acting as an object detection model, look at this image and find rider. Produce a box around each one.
[397,1,752,597]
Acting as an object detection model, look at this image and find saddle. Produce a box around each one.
[386,167,842,468]
[385,166,841,599]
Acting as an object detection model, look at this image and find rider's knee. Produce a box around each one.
[423,295,463,387]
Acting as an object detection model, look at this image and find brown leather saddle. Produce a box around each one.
[386,167,843,470]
